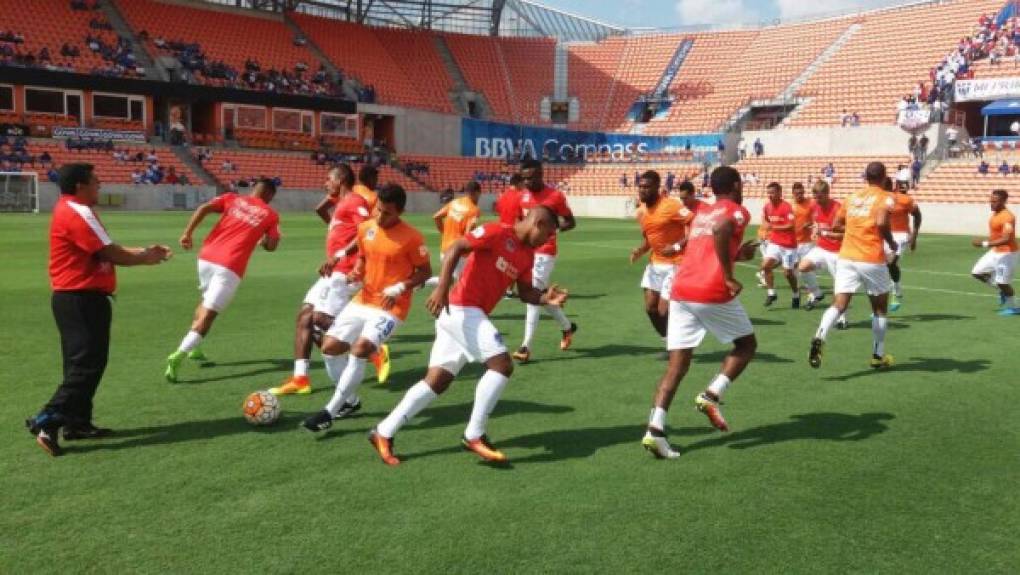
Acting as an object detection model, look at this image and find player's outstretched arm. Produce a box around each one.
[426,240,472,317]
[98,244,173,266]
[261,233,279,252]
[559,213,577,233]
[314,195,336,224]
[517,281,568,307]
[909,206,922,250]
[179,202,216,250]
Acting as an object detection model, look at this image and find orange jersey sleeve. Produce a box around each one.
[889,194,915,233]
[439,197,480,252]
[991,209,1018,253]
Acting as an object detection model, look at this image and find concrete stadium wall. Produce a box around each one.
[390,109,462,157]
[274,188,497,215]
[741,125,942,158]
[38,183,217,211]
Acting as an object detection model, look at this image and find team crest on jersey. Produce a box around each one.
[357,207,369,217]
[504,238,516,252]
[366,227,377,241]
[733,210,746,225]
[471,227,486,239]
[495,256,519,279]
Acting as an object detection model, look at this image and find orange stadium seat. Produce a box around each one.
[202,149,420,191]
[734,155,911,200]
[0,0,126,74]
[20,140,198,185]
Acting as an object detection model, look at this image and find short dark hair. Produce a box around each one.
[639,170,661,189]
[766,181,782,193]
[882,177,894,192]
[792,181,804,191]
[677,180,696,195]
[254,177,277,195]
[331,163,355,188]
[529,203,557,227]
[377,183,407,210]
[865,162,887,185]
[58,163,95,195]
[358,164,378,187]
[520,158,542,172]
[993,189,1009,201]
[464,180,481,194]
[710,166,741,195]
[508,173,523,186]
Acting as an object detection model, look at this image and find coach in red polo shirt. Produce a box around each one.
[26,163,172,457]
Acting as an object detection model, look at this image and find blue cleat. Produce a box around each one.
[1000,293,1008,307]
[997,307,1020,316]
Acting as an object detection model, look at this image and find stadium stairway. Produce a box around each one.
[172,146,219,188]
[102,0,165,81]
[432,34,480,117]
[281,12,354,100]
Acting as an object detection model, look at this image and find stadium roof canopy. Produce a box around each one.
[201,0,625,41]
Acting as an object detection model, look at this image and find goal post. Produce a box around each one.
[0,172,39,213]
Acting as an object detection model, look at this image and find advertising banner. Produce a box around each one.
[52,126,146,143]
[460,118,721,162]
[954,77,1020,102]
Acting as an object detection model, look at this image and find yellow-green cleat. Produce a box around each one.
[869,354,894,369]
[165,350,185,382]
[187,348,208,361]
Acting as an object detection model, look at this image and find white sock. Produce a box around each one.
[768,288,776,296]
[325,357,366,415]
[838,312,848,324]
[894,282,902,297]
[294,359,310,377]
[464,370,510,440]
[424,276,439,288]
[872,316,887,357]
[178,330,202,353]
[801,271,820,297]
[815,306,841,340]
[707,373,731,398]
[522,303,540,348]
[545,304,572,331]
[377,381,438,438]
[322,353,348,383]
[648,406,668,431]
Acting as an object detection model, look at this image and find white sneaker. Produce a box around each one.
[755,271,767,288]
[642,431,680,459]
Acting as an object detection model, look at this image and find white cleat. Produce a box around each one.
[642,431,680,459]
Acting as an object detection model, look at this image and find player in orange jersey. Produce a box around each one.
[971,189,1019,315]
[790,182,816,303]
[656,181,701,318]
[809,162,898,370]
[630,172,695,346]
[302,184,432,431]
[424,181,481,288]
[886,180,922,312]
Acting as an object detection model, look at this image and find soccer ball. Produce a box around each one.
[243,390,281,426]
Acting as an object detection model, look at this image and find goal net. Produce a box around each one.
[0,172,39,213]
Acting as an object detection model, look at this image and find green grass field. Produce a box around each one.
[2,211,1017,573]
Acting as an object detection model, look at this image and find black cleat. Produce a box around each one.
[333,399,362,420]
[836,318,849,330]
[792,297,800,309]
[27,419,64,457]
[63,423,113,441]
[764,294,778,307]
[301,409,334,433]
[804,292,826,311]
[809,337,824,368]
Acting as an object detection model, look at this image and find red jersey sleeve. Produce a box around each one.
[465,223,504,251]
[69,206,112,254]
[265,211,281,240]
[549,191,572,218]
[208,193,232,212]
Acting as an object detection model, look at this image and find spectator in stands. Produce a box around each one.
[221,159,235,173]
[131,169,143,184]
[908,135,918,157]
[165,166,179,185]
[839,109,850,126]
[970,138,983,159]
[620,172,628,189]
[737,137,747,160]
[753,138,764,157]
[294,36,307,47]
[47,167,59,182]
[911,158,922,189]
[665,171,676,193]
[169,120,186,146]
[919,133,929,158]
[39,151,52,167]
[822,163,836,184]
[1000,160,1011,176]
[716,139,725,154]
[850,112,860,126]
[146,149,159,163]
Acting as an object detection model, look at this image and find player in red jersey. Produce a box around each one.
[494,173,524,225]
[367,206,566,466]
[759,182,800,308]
[165,179,281,382]
[656,181,702,319]
[797,180,849,327]
[511,159,577,362]
[642,166,759,459]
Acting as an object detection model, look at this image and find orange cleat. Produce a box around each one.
[367,428,400,466]
[269,375,311,396]
[559,322,578,351]
[462,435,508,463]
[370,344,391,384]
[695,392,729,432]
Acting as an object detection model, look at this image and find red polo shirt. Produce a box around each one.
[49,196,116,294]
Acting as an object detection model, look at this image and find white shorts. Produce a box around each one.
[640,263,675,293]
[758,239,770,258]
[834,259,894,296]
[971,250,1018,285]
[802,247,839,277]
[325,302,401,348]
[666,299,754,350]
[796,243,815,260]
[532,253,556,290]
[302,272,361,317]
[885,232,910,260]
[428,305,507,376]
[197,259,241,312]
[764,243,799,269]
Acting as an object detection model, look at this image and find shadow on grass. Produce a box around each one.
[500,424,713,464]
[696,350,794,364]
[684,412,895,452]
[823,357,991,382]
